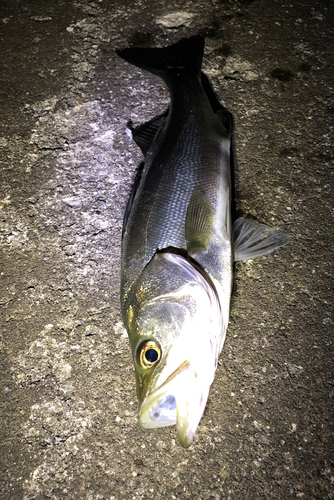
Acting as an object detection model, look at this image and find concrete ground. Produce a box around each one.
[1,0,333,498]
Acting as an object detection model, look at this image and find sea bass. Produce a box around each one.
[116,36,290,447]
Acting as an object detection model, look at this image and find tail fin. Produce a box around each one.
[116,35,204,76]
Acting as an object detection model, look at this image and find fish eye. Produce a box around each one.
[138,341,161,369]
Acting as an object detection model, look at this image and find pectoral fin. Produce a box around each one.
[185,191,214,253]
[233,217,291,261]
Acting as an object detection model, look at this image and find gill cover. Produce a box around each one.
[131,252,222,447]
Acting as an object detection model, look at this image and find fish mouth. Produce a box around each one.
[139,360,205,448]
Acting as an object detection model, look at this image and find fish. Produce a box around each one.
[116,35,290,448]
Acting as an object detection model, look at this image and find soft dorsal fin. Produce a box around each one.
[185,190,215,253]
[128,110,168,156]
[200,71,233,136]
[216,108,233,136]
[233,217,291,261]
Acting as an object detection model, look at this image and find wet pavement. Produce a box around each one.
[1,0,333,498]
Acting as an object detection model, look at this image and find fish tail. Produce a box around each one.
[116,35,204,77]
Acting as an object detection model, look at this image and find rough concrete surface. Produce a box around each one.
[0,0,333,498]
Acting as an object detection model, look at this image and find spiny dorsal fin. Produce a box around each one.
[185,190,214,253]
[233,218,291,261]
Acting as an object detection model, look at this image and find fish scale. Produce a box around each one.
[123,77,228,291]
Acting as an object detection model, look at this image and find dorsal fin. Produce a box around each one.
[233,218,291,261]
[200,72,233,136]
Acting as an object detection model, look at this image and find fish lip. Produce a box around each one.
[176,410,195,448]
[150,359,191,396]
[138,359,202,447]
[139,359,191,422]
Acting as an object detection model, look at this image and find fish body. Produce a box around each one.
[117,36,290,447]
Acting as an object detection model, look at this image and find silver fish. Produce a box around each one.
[117,36,290,447]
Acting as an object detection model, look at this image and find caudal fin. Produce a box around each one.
[116,35,204,76]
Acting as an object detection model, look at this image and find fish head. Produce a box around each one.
[126,252,222,448]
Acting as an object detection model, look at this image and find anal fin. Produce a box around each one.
[128,110,168,156]
[122,161,145,237]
